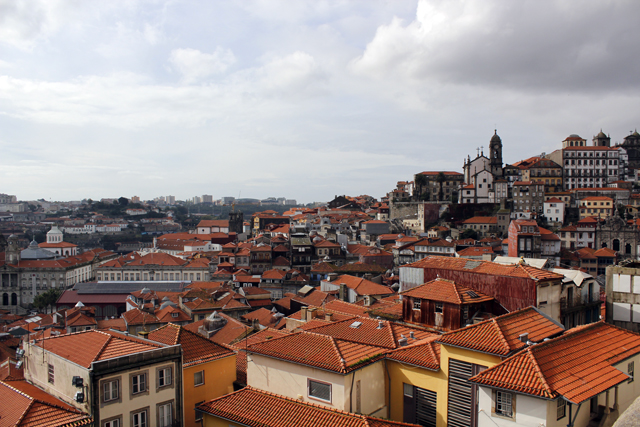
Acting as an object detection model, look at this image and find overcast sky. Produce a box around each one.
[1,0,639,204]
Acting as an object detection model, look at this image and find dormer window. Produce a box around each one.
[171,313,178,318]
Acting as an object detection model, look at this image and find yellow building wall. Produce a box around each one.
[387,360,448,427]
[184,355,236,427]
[202,414,243,427]
[437,345,502,426]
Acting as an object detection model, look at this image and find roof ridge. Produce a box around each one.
[328,335,347,372]
[491,318,511,353]
[94,333,114,361]
[525,348,555,398]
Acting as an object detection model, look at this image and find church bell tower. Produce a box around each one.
[489,130,503,178]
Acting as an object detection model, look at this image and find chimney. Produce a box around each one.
[339,283,347,301]
[377,321,383,329]
[301,307,308,322]
[410,331,415,339]
[307,307,316,322]
[398,334,408,347]
[324,312,333,321]
[519,333,529,343]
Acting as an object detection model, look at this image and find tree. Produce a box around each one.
[437,172,446,202]
[33,288,62,313]
[460,228,478,240]
[414,173,428,201]
[118,197,129,206]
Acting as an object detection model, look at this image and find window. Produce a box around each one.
[308,379,331,402]
[413,299,421,310]
[48,364,54,384]
[103,379,119,402]
[629,362,634,383]
[158,367,172,388]
[103,417,121,427]
[131,410,147,427]
[495,391,513,418]
[157,402,173,427]
[435,303,443,314]
[557,399,566,420]
[194,370,204,386]
[132,373,147,394]
[195,401,205,421]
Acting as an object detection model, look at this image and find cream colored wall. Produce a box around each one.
[342,360,386,416]
[98,360,178,426]
[24,340,91,413]
[387,360,447,426]
[477,387,547,427]
[247,353,385,414]
[537,282,562,322]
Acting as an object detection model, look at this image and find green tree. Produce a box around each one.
[33,288,62,313]
[414,173,428,201]
[437,172,446,202]
[118,197,129,206]
[460,228,479,240]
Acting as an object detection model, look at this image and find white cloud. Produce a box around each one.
[169,47,236,83]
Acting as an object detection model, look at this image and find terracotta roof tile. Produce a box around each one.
[327,275,395,297]
[148,323,234,367]
[246,331,387,374]
[35,330,163,368]
[0,380,92,427]
[401,278,494,304]
[386,336,441,370]
[197,386,420,427]
[437,307,564,356]
[470,322,640,404]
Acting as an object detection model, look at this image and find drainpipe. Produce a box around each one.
[349,371,356,413]
[567,402,582,427]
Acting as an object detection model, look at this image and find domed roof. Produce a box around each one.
[568,134,582,139]
[490,130,501,143]
[21,240,56,260]
[47,225,63,235]
[596,130,607,138]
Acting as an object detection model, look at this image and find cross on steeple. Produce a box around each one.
[476,147,479,156]
[480,145,484,156]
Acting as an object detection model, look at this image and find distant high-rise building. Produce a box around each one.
[166,195,176,205]
[202,194,213,203]
[131,195,141,204]
[193,196,202,204]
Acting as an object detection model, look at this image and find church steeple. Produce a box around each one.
[489,130,503,177]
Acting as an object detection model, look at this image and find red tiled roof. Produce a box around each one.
[437,307,564,356]
[34,330,163,368]
[304,317,435,349]
[470,322,640,404]
[148,323,234,367]
[246,331,387,374]
[401,278,494,304]
[0,380,92,427]
[406,256,563,281]
[462,216,497,225]
[327,275,395,297]
[197,386,420,427]
[122,308,161,326]
[457,246,495,256]
[386,336,441,370]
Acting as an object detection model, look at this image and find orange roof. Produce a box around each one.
[246,331,387,374]
[457,246,494,256]
[198,220,229,228]
[197,386,420,427]
[183,312,247,345]
[462,216,497,224]
[437,307,564,356]
[38,241,77,248]
[402,278,494,305]
[581,196,613,202]
[122,308,161,326]
[545,197,564,203]
[148,323,234,367]
[594,247,617,257]
[34,330,164,368]
[328,275,395,297]
[386,336,441,371]
[0,380,92,427]
[406,256,563,281]
[303,317,435,349]
[470,322,640,404]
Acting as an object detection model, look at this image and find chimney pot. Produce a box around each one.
[519,333,529,343]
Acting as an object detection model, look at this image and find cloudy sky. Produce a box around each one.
[1,0,639,204]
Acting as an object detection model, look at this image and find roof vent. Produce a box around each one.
[410,331,415,339]
[519,333,529,343]
[349,321,362,328]
[398,335,408,347]
[377,321,383,329]
[74,301,84,308]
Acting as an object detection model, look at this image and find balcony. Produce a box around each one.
[560,295,601,313]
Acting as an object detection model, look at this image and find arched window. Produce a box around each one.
[2,293,8,305]
[11,293,17,305]
[626,244,632,255]
[613,239,620,251]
